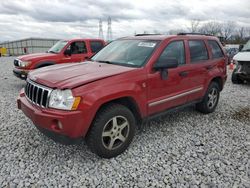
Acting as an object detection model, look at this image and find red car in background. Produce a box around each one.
[13,38,105,79]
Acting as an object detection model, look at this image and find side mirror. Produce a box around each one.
[153,58,178,70]
[64,49,71,56]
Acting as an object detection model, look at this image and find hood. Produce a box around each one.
[28,61,136,89]
[18,52,58,61]
[233,52,250,61]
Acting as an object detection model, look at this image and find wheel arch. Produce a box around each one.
[94,96,143,126]
[210,76,223,91]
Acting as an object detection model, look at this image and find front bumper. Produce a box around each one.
[17,89,86,145]
[13,68,29,80]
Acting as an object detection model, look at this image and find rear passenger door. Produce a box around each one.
[186,40,211,102]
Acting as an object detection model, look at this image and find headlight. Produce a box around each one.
[49,89,81,110]
[18,60,31,67]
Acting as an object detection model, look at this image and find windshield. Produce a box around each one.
[91,39,159,67]
[48,40,68,53]
[242,40,250,52]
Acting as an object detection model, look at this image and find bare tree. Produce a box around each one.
[199,21,222,36]
[188,19,201,33]
[168,29,186,35]
[238,27,246,39]
[221,21,236,40]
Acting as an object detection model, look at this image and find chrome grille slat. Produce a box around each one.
[24,79,52,108]
[41,89,44,107]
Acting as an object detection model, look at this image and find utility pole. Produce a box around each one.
[99,19,104,39]
[107,17,112,42]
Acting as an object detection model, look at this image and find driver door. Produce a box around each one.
[147,40,191,115]
[63,41,88,63]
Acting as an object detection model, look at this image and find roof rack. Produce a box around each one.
[177,32,214,36]
[135,34,162,36]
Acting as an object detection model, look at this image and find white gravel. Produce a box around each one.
[0,56,249,187]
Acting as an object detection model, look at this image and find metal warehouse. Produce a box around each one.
[0,38,59,56]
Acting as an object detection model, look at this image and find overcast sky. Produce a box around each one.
[0,0,249,41]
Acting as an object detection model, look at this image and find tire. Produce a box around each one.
[86,103,136,158]
[196,82,220,114]
[231,69,243,84]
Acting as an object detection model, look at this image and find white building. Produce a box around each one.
[0,38,59,56]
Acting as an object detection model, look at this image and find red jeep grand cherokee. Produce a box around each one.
[13,38,105,79]
[17,34,227,158]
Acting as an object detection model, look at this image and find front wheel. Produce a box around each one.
[196,82,220,114]
[86,104,136,158]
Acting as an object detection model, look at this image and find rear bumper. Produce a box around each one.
[13,68,29,80]
[17,89,86,144]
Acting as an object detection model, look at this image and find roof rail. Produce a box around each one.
[177,32,214,36]
[135,34,162,36]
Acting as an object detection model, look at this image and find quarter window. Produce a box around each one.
[208,40,224,58]
[188,40,208,63]
[90,41,104,53]
[158,41,185,65]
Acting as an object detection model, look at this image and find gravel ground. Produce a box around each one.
[0,56,249,188]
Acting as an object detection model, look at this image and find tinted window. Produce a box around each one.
[208,40,224,58]
[69,41,87,54]
[158,41,185,65]
[90,41,104,53]
[189,40,208,62]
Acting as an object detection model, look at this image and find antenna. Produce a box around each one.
[106,17,112,41]
[98,19,104,39]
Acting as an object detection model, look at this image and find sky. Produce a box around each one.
[0,0,249,41]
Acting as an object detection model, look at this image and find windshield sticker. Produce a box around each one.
[138,42,156,48]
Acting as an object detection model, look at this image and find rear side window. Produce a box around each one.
[188,40,208,63]
[90,41,104,53]
[158,41,185,65]
[208,40,224,58]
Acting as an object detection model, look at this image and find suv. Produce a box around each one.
[13,39,105,79]
[232,40,250,84]
[17,34,227,158]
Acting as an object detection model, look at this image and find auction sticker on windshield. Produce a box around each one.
[138,42,156,48]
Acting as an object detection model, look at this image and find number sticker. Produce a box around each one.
[138,42,156,48]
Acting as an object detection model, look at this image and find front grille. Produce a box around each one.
[14,59,19,66]
[25,79,52,108]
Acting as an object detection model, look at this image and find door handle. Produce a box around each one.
[179,71,189,77]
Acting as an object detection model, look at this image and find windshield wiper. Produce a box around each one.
[96,60,116,64]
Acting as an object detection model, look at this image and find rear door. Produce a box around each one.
[185,40,211,102]
[147,40,191,115]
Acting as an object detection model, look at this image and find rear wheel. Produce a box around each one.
[232,69,244,84]
[196,82,220,114]
[86,103,136,158]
